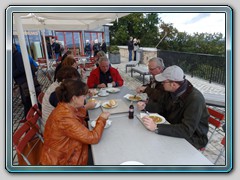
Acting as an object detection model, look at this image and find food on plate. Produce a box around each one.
[88,98,97,103]
[129,95,141,101]
[109,99,117,106]
[149,115,162,123]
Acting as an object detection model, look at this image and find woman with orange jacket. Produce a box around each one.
[40,79,110,165]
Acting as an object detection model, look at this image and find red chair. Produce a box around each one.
[201,107,225,152]
[37,92,45,105]
[207,107,225,142]
[13,112,44,165]
[26,104,42,123]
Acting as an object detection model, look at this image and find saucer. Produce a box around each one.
[98,92,109,97]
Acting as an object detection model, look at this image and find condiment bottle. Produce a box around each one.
[128,101,134,119]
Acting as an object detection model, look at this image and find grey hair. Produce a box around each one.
[98,56,109,64]
[148,57,165,69]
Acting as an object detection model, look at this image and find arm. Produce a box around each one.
[111,68,124,87]
[60,113,108,144]
[87,69,99,88]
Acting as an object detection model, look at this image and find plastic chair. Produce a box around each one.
[26,104,42,123]
[207,107,225,142]
[37,92,45,105]
[13,113,44,165]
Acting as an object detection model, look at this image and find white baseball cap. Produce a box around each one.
[155,65,185,82]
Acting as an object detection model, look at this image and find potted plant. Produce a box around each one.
[108,45,121,64]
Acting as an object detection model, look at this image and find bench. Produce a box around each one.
[131,66,151,84]
[203,93,225,107]
[125,60,139,73]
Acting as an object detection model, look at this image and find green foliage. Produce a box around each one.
[109,13,159,47]
[110,13,225,56]
[109,45,120,54]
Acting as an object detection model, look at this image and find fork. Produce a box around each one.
[143,108,150,115]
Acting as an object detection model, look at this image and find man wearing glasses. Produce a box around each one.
[137,65,209,149]
[135,57,165,112]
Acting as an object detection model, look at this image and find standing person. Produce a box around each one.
[84,40,92,57]
[12,44,41,119]
[133,38,140,61]
[93,39,101,57]
[87,56,123,88]
[137,65,209,149]
[127,36,134,61]
[46,40,52,59]
[135,57,165,112]
[54,40,62,61]
[100,39,107,53]
[40,79,110,165]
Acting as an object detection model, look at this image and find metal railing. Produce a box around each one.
[157,50,226,85]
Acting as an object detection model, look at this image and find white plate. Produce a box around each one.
[90,119,112,129]
[98,92,109,97]
[140,113,166,124]
[124,94,142,102]
[120,161,144,165]
[107,88,120,93]
[101,101,118,109]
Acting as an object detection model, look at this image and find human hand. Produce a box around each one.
[99,112,110,120]
[137,101,146,111]
[97,83,106,88]
[84,101,96,110]
[136,86,146,93]
[142,116,157,132]
[112,81,116,87]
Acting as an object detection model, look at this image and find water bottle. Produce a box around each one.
[128,101,134,119]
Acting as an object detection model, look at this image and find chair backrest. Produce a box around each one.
[37,92,45,105]
[207,107,225,128]
[26,104,42,124]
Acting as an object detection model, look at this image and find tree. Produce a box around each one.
[109,13,159,47]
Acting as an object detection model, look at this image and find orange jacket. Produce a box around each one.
[40,102,106,165]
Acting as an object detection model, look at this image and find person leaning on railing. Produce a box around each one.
[137,65,210,150]
[40,79,110,165]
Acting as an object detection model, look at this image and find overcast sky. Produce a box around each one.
[158,13,225,35]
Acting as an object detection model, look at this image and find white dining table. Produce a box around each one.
[87,86,213,166]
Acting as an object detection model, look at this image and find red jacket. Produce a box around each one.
[40,103,106,165]
[87,66,124,88]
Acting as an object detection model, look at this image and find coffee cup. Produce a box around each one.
[100,88,107,95]
[107,83,113,88]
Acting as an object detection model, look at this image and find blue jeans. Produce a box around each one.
[128,50,133,61]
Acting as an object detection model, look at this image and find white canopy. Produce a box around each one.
[13,12,129,106]
[13,13,129,30]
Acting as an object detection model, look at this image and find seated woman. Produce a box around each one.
[40,79,110,165]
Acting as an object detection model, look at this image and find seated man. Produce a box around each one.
[136,57,165,112]
[137,65,209,149]
[87,56,124,88]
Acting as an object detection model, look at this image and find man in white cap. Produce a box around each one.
[137,65,210,149]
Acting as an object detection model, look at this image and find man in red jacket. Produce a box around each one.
[87,56,124,88]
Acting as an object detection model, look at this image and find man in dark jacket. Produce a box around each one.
[12,44,41,118]
[136,57,165,113]
[137,65,209,149]
[127,36,133,61]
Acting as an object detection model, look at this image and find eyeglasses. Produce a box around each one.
[149,66,159,71]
